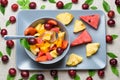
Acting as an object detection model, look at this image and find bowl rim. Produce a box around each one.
[24,17,70,64]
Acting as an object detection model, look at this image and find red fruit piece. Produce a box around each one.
[9,68,16,76]
[46,52,53,60]
[1,28,7,37]
[24,27,37,36]
[6,40,14,48]
[106,35,113,43]
[47,20,57,26]
[21,70,29,79]
[72,0,78,4]
[107,10,115,18]
[82,3,89,9]
[35,55,47,62]
[51,27,60,33]
[9,16,16,24]
[37,51,45,57]
[62,40,68,49]
[1,55,9,63]
[68,70,76,78]
[11,3,18,11]
[29,2,36,9]
[1,0,8,7]
[36,37,43,44]
[80,14,100,29]
[98,69,104,78]
[71,30,92,47]
[56,1,64,9]
[86,76,93,80]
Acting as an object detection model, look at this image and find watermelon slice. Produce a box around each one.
[80,14,100,29]
[71,30,92,47]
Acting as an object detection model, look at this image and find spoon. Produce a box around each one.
[4,35,35,40]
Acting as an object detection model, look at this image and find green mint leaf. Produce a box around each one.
[74,74,80,80]
[17,0,24,6]
[111,66,119,77]
[20,39,30,50]
[102,0,110,12]
[90,6,97,10]
[117,6,120,14]
[107,52,117,58]
[85,0,94,5]
[48,0,56,3]
[0,5,5,15]
[88,70,96,77]
[54,76,58,80]
[6,47,12,56]
[21,5,29,9]
[40,5,46,9]
[7,74,15,80]
[64,2,72,9]
[111,34,118,40]
[30,74,37,80]
[0,51,3,57]
[6,20,11,27]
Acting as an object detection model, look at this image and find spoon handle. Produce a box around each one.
[4,35,35,40]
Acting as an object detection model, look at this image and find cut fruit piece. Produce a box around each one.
[51,27,60,33]
[71,30,92,47]
[86,43,100,57]
[74,20,86,33]
[47,20,57,26]
[66,53,83,66]
[80,14,100,29]
[35,55,47,62]
[46,52,53,60]
[50,50,58,58]
[56,12,74,25]
[30,45,39,55]
[62,40,68,49]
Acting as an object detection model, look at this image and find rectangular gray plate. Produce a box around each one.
[16,10,106,70]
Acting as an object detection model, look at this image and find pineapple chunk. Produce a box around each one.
[66,53,83,66]
[56,12,74,25]
[42,31,53,41]
[74,20,86,33]
[86,43,100,57]
[58,32,65,40]
[35,24,46,36]
[35,23,42,32]
[40,42,51,53]
[30,45,39,55]
[50,50,58,58]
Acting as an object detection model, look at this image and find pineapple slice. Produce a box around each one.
[42,31,53,41]
[58,32,65,40]
[86,43,100,57]
[50,50,58,58]
[56,12,74,25]
[30,45,39,55]
[74,20,86,33]
[66,53,83,66]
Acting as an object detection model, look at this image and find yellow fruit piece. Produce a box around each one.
[56,12,74,25]
[86,43,100,57]
[30,45,39,55]
[74,20,86,33]
[66,53,83,66]
[34,33,41,37]
[50,50,58,58]
[35,23,42,32]
[58,32,65,40]
[42,31,53,41]
[40,42,51,53]
[50,32,57,42]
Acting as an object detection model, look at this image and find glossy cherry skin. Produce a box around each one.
[98,69,104,78]
[50,70,58,78]
[106,35,113,43]
[6,40,14,48]
[56,1,64,9]
[21,70,29,79]
[115,0,120,6]
[29,2,36,9]
[72,0,78,3]
[1,28,7,37]
[27,38,37,45]
[86,76,93,80]
[9,16,16,24]
[44,23,53,30]
[107,10,115,18]
[11,4,18,11]
[1,55,9,63]
[56,47,64,55]
[9,68,16,76]
[37,74,45,80]
[107,19,115,27]
[1,0,8,7]
[110,58,117,66]
[82,3,89,9]
[68,70,76,78]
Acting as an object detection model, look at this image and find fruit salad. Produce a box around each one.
[24,19,68,62]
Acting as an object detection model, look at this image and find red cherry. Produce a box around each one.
[107,10,115,18]
[1,55,9,63]
[21,70,29,79]
[115,0,120,6]
[11,4,18,11]
[27,38,37,45]
[1,0,8,7]
[6,40,14,48]
[56,1,64,9]
[106,35,113,43]
[110,58,117,66]
[44,23,53,30]
[37,74,45,80]
[29,2,36,9]
[68,70,76,78]
[82,3,89,9]
[72,0,78,3]
[9,68,16,76]
[86,76,93,80]
[98,69,104,78]
[1,28,7,37]
[50,70,58,78]
[56,47,64,55]
[107,19,115,27]
[9,16,16,24]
